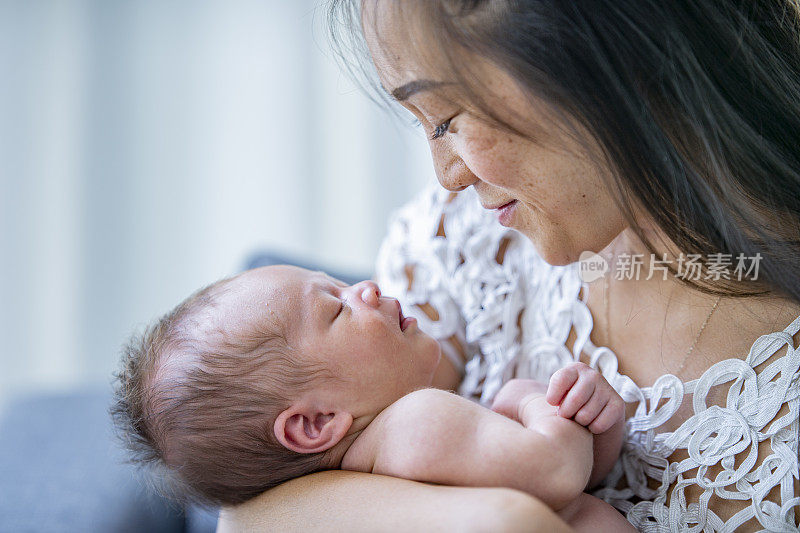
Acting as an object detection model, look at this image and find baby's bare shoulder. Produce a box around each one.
[342,389,468,472]
[370,389,489,477]
[381,388,496,449]
[392,387,463,409]
[371,389,479,449]
[383,388,480,426]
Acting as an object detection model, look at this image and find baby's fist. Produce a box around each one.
[546,362,624,434]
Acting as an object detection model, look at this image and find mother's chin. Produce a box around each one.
[506,213,603,268]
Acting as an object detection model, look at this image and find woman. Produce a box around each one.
[219,1,800,530]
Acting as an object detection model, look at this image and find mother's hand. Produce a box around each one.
[216,470,573,533]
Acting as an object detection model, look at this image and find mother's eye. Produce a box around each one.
[431,118,453,140]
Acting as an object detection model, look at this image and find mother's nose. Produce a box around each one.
[431,142,478,192]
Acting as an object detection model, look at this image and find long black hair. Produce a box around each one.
[328,0,800,303]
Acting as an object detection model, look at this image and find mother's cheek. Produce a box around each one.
[455,129,524,187]
[459,122,501,153]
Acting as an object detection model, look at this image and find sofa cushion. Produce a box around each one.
[0,388,184,533]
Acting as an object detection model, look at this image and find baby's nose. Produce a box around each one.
[357,280,381,307]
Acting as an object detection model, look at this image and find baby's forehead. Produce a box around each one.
[217,265,335,330]
[242,266,343,296]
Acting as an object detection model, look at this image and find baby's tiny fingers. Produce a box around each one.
[573,392,607,427]
[546,365,580,406]
[588,399,625,434]
[557,378,595,419]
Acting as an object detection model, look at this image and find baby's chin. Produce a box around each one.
[402,342,443,393]
[422,333,444,370]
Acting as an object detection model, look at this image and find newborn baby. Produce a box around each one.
[112,265,632,530]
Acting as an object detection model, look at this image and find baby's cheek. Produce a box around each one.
[357,318,397,351]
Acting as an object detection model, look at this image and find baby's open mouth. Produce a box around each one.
[398,303,416,332]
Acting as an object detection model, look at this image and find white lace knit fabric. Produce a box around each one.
[375,185,800,532]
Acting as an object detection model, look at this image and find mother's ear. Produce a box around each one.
[273,405,353,454]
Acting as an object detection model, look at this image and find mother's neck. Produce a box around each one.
[588,226,800,383]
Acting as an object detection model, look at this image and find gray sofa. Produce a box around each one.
[0,388,216,533]
[0,252,367,533]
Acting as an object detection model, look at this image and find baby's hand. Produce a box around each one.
[546,362,624,434]
[490,379,548,422]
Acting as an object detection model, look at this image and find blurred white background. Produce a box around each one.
[0,0,434,407]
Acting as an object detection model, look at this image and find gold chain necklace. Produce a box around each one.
[603,274,721,377]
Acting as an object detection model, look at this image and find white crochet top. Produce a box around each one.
[375,185,800,532]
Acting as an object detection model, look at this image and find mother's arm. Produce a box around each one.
[216,470,573,533]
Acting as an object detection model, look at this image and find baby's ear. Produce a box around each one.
[273,406,353,454]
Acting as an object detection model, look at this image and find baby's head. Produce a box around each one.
[111,265,441,506]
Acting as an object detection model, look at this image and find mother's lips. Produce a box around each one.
[482,200,516,210]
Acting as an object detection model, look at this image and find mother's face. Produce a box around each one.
[362,1,627,266]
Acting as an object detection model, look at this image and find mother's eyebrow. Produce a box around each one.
[386,79,448,101]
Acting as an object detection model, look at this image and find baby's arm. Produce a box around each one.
[363,388,592,511]
[546,363,626,488]
[492,364,625,488]
[558,493,637,532]
[490,368,631,530]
